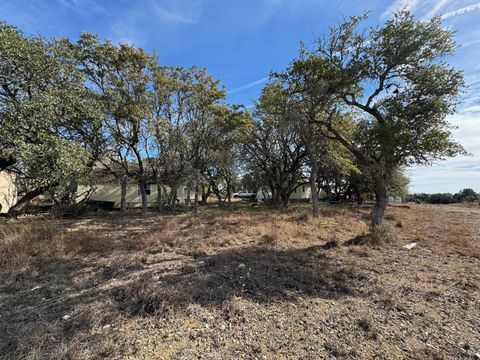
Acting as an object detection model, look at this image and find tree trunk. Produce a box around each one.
[139,179,148,217]
[156,183,162,211]
[185,186,191,209]
[226,180,232,207]
[170,188,177,213]
[281,192,290,208]
[120,175,128,212]
[7,187,45,218]
[194,184,199,213]
[271,188,280,207]
[201,186,208,206]
[354,184,364,205]
[217,195,224,207]
[371,174,388,227]
[310,162,320,218]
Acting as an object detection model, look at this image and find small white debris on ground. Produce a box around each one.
[403,242,417,250]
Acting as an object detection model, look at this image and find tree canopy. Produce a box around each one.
[0,11,468,225]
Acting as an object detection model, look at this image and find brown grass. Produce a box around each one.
[0,203,479,359]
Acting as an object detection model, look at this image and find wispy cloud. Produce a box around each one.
[56,0,106,14]
[382,0,421,18]
[149,0,203,24]
[107,0,203,45]
[441,2,480,19]
[228,77,269,95]
[382,0,480,20]
[422,0,451,19]
[410,103,480,193]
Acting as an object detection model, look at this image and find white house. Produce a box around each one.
[77,182,195,209]
[0,171,17,214]
[256,184,321,203]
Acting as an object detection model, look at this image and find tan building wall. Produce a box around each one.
[78,183,192,209]
[257,185,327,202]
[0,171,17,214]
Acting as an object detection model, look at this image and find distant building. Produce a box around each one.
[0,171,17,214]
[256,184,327,203]
[388,195,403,203]
[77,182,192,209]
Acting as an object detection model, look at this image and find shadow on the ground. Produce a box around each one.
[0,243,369,358]
[110,245,368,316]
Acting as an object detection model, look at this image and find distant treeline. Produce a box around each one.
[407,189,479,204]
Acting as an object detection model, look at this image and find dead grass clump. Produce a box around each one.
[384,213,396,221]
[319,207,344,217]
[357,314,378,340]
[63,231,112,254]
[347,245,372,258]
[371,223,399,245]
[345,223,399,247]
[292,212,310,223]
[260,233,278,246]
[222,297,246,323]
[111,276,189,318]
[0,222,57,273]
[62,301,116,339]
[101,259,145,280]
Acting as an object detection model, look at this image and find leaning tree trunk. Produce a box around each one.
[371,174,388,227]
[120,175,128,213]
[7,187,45,219]
[310,161,320,218]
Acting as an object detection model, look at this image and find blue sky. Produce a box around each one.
[2,0,479,193]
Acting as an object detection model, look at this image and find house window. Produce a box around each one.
[138,184,151,195]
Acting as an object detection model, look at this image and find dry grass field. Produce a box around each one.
[0,203,479,359]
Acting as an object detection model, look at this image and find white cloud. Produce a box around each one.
[441,2,480,19]
[56,0,106,14]
[149,0,203,24]
[382,0,480,20]
[382,0,421,18]
[422,0,451,19]
[228,77,269,95]
[380,0,480,193]
[409,107,480,193]
[107,0,203,46]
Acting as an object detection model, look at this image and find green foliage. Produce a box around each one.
[277,10,465,224]
[1,14,472,219]
[312,10,465,169]
[456,188,478,201]
[387,168,410,198]
[0,22,96,203]
[241,83,308,206]
[407,188,478,204]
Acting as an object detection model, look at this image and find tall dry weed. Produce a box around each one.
[0,222,57,273]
